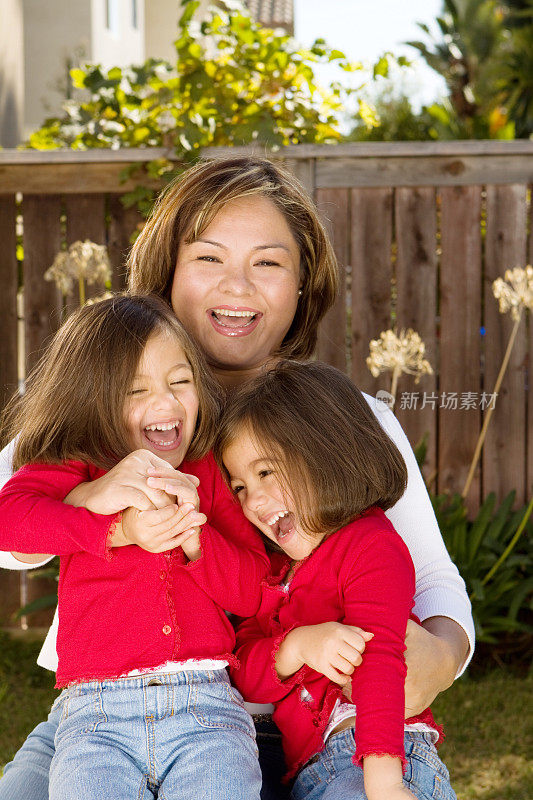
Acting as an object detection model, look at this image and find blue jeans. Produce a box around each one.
[291,730,456,800]
[46,669,261,800]
[0,699,60,800]
[0,695,287,800]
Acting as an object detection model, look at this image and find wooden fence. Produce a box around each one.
[0,141,532,627]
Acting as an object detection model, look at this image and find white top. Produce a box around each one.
[0,396,475,675]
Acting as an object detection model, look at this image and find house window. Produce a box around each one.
[105,0,120,34]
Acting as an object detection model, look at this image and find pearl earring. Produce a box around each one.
[298,290,303,296]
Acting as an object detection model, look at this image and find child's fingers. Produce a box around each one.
[323,665,351,686]
[343,627,374,653]
[332,653,357,675]
[146,471,200,488]
[337,643,364,669]
[138,505,180,527]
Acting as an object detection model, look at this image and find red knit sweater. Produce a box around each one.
[0,452,268,687]
[231,507,440,780]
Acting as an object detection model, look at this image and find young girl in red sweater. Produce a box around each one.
[0,294,267,800]
[216,361,457,800]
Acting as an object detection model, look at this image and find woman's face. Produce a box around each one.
[171,196,301,376]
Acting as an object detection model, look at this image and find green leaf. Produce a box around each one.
[16,593,58,618]
[467,492,496,563]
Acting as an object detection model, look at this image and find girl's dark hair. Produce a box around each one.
[2,294,222,471]
[128,156,338,360]
[215,361,407,538]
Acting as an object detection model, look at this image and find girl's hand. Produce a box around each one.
[118,503,206,554]
[276,622,373,684]
[64,450,200,514]
[404,617,469,717]
[145,470,201,509]
[364,755,416,800]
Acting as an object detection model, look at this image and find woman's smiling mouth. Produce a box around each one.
[208,307,263,337]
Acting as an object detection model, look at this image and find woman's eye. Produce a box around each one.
[127,388,145,396]
[232,484,244,495]
[255,260,280,267]
[171,379,191,386]
[196,255,221,263]
[258,469,272,479]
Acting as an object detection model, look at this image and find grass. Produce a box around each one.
[0,631,532,798]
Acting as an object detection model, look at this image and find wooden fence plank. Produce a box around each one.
[315,155,533,189]
[65,194,107,308]
[528,191,533,502]
[107,196,145,291]
[283,157,315,198]
[439,186,483,511]
[0,196,19,413]
[394,188,438,477]
[315,188,349,372]
[19,195,63,628]
[349,187,393,394]
[22,195,63,370]
[483,185,528,505]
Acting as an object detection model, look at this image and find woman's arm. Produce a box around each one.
[365,396,475,692]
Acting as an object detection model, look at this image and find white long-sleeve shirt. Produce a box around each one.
[0,397,475,674]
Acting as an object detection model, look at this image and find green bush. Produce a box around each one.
[432,490,533,653]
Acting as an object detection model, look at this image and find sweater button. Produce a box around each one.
[159,571,167,580]
[312,719,319,727]
[162,624,172,635]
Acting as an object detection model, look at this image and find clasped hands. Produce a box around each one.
[66,449,206,561]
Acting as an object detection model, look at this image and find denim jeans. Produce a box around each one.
[46,669,261,800]
[0,699,60,800]
[0,693,287,800]
[291,730,457,800]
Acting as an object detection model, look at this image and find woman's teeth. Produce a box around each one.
[145,422,176,432]
[212,309,256,318]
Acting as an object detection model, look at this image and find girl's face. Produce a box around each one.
[171,196,302,378]
[223,428,325,562]
[124,331,199,468]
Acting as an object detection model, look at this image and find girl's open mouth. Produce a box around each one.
[208,308,262,338]
[267,510,297,543]
[143,421,183,451]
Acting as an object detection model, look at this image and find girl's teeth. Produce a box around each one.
[145,423,176,431]
[268,510,288,525]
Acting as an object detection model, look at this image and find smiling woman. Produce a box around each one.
[171,196,302,378]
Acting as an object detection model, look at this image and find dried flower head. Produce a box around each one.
[492,265,533,322]
[85,291,115,306]
[45,240,112,297]
[366,328,433,383]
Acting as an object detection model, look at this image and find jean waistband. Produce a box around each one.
[63,668,229,693]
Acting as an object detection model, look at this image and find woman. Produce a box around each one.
[0,157,473,800]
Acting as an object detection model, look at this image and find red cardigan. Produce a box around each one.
[0,452,268,687]
[231,507,440,780]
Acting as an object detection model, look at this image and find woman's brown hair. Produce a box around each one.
[128,156,338,360]
[215,361,407,538]
[2,295,222,472]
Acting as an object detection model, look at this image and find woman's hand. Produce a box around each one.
[276,622,373,684]
[64,450,200,515]
[404,617,469,717]
[115,502,206,554]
